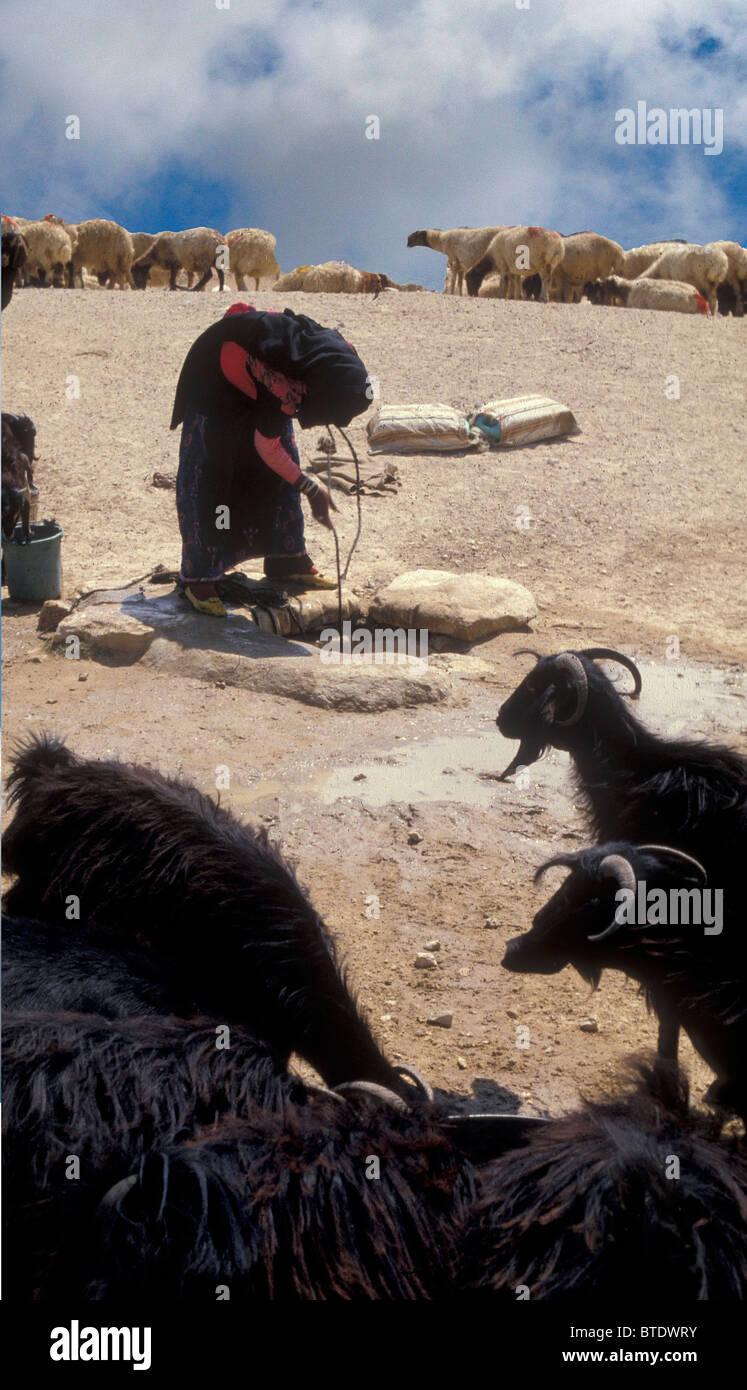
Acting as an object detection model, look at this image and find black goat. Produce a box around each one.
[76,1102,475,1301]
[503,842,747,1118]
[2,734,406,1095]
[495,646,746,882]
[465,1063,747,1299]
[2,224,28,309]
[2,411,38,543]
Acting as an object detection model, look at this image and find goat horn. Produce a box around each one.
[96,1172,138,1215]
[302,1082,347,1106]
[332,1080,408,1112]
[638,844,708,884]
[553,652,589,726]
[513,648,542,663]
[581,648,643,699]
[394,1063,434,1102]
[587,853,637,941]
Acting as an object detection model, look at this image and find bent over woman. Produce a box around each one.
[170,301,371,615]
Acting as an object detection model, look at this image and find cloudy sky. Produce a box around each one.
[1,0,745,288]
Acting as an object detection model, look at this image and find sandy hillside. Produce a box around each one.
[2,284,745,1116]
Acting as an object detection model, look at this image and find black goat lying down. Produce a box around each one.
[504,843,747,1120]
[3,996,476,1301]
[2,735,405,1095]
[466,1064,747,1300]
[61,1103,475,1302]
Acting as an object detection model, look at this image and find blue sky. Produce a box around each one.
[1,0,745,289]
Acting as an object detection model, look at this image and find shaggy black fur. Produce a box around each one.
[503,843,747,1119]
[2,735,401,1092]
[496,649,747,880]
[84,1101,476,1301]
[465,1064,747,1299]
[2,1006,311,1299]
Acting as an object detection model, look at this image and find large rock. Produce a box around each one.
[368,570,536,641]
[142,640,450,711]
[50,581,450,711]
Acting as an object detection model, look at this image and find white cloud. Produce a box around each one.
[1,0,744,286]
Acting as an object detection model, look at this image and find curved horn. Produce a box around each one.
[96,1172,138,1216]
[581,648,643,699]
[302,1082,347,1106]
[333,1080,408,1112]
[553,652,589,726]
[513,648,542,663]
[394,1064,434,1102]
[638,844,707,884]
[533,853,578,884]
[587,853,637,942]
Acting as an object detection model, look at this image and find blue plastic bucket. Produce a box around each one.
[3,520,64,602]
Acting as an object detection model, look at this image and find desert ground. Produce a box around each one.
[2,282,745,1117]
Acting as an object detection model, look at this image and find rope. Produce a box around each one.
[325,424,363,643]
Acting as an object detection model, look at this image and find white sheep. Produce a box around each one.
[407,227,505,294]
[131,227,227,291]
[638,243,729,314]
[621,240,688,278]
[226,228,280,290]
[587,275,712,315]
[70,219,135,289]
[708,240,747,315]
[477,270,505,298]
[466,225,564,301]
[18,220,74,287]
[276,260,389,294]
[550,233,624,303]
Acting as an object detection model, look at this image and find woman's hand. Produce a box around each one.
[308,484,338,529]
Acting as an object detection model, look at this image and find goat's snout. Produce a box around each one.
[502,934,565,975]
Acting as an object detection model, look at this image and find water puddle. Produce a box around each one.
[231,658,744,812]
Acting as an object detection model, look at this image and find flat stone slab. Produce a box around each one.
[368,569,537,641]
[50,582,450,711]
[143,640,450,710]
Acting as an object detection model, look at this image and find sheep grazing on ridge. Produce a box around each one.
[466,1063,747,1298]
[2,412,38,543]
[17,218,74,288]
[586,274,711,315]
[621,239,688,278]
[709,240,747,316]
[272,264,314,291]
[466,225,564,301]
[131,227,226,291]
[226,227,281,290]
[549,233,624,303]
[129,233,172,287]
[502,842,747,1115]
[639,242,729,315]
[1,735,410,1097]
[407,227,505,295]
[68,217,135,289]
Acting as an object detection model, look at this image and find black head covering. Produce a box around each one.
[171,306,370,431]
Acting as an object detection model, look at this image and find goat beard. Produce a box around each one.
[497,734,548,781]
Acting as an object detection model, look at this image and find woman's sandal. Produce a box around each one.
[280,571,338,590]
[184,585,228,617]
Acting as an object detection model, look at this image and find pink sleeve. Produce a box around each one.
[254,430,302,484]
[220,341,258,398]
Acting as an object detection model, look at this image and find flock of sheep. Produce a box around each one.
[6,212,744,316]
[411,225,747,316]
